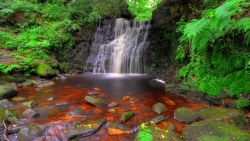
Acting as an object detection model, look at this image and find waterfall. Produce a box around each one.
[93,18,150,74]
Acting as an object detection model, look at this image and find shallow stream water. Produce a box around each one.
[9,74,209,140]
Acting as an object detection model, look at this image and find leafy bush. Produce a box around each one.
[176,0,250,98]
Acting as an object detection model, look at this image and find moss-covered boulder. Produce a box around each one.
[174,108,200,124]
[0,83,18,100]
[17,125,43,141]
[120,111,135,123]
[5,109,19,124]
[199,108,245,125]
[84,96,108,107]
[35,63,55,78]
[183,119,250,141]
[152,102,167,114]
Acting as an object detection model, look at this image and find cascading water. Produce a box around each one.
[93,18,150,74]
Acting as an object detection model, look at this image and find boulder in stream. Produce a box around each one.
[32,79,55,87]
[183,119,250,141]
[17,125,43,141]
[66,118,107,139]
[107,122,131,135]
[84,96,108,107]
[152,102,167,114]
[0,83,17,100]
[35,63,56,78]
[174,108,200,124]
[67,108,87,117]
[120,111,135,123]
[0,99,14,109]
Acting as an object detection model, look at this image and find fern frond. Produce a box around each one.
[183,18,210,38]
[215,0,240,18]
[244,30,250,45]
[231,18,250,32]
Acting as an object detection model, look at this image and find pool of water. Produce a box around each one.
[9,73,209,140]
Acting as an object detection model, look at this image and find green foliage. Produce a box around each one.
[126,0,162,20]
[176,0,250,99]
[136,123,153,141]
[235,97,250,109]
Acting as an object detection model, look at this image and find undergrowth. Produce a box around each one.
[176,0,250,108]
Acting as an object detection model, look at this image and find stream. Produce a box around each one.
[8,73,209,140]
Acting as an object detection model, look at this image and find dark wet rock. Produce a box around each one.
[0,82,18,100]
[149,79,166,89]
[120,111,134,123]
[174,108,200,124]
[167,124,176,131]
[22,100,37,109]
[21,80,33,87]
[5,110,19,124]
[84,96,108,107]
[17,125,43,141]
[183,119,250,141]
[67,108,87,117]
[88,91,99,95]
[0,99,14,109]
[107,122,130,135]
[35,63,55,78]
[108,102,119,107]
[7,124,23,134]
[0,107,5,129]
[12,96,26,102]
[32,79,55,88]
[149,115,169,124]
[152,102,167,114]
[67,118,107,139]
[135,125,182,141]
[23,108,39,118]
[55,101,69,106]
[199,108,245,125]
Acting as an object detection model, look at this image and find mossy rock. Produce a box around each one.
[17,125,43,141]
[5,109,19,124]
[152,102,167,114]
[0,107,5,129]
[35,63,55,78]
[183,119,250,141]
[84,96,108,107]
[22,100,37,109]
[0,75,16,83]
[120,111,135,123]
[59,62,70,73]
[199,107,245,125]
[13,74,27,83]
[0,83,18,100]
[174,108,200,124]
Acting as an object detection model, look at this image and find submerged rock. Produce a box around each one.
[152,102,167,114]
[0,82,18,100]
[183,119,250,141]
[108,102,119,107]
[84,96,108,107]
[107,122,131,135]
[17,125,43,141]
[120,111,135,123]
[0,99,14,109]
[67,108,87,117]
[88,91,99,95]
[67,118,107,139]
[174,108,200,124]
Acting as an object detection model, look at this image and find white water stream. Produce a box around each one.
[93,18,150,73]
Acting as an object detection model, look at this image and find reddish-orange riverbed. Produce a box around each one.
[10,74,209,140]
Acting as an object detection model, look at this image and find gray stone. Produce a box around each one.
[23,108,38,118]
[152,102,167,114]
[174,108,200,124]
[0,83,18,100]
[17,125,43,141]
[0,99,14,109]
[32,79,55,88]
[67,108,87,117]
[67,118,106,139]
[183,119,250,141]
[84,96,108,107]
